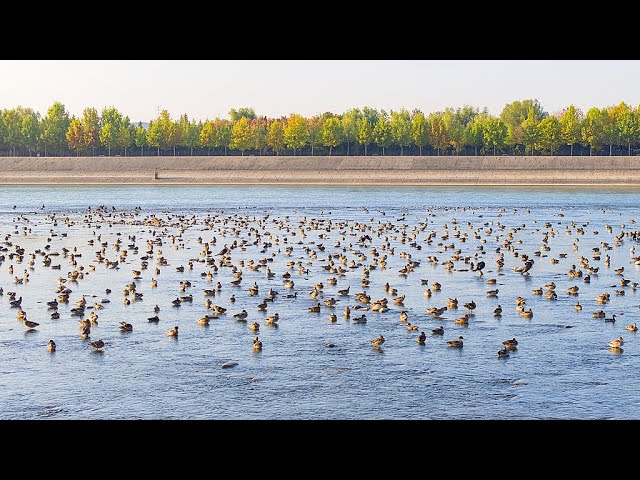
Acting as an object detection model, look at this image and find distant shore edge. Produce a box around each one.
[1,155,639,186]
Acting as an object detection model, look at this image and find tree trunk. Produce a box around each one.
[437,147,440,156]
[419,145,422,156]
[400,146,403,156]
[629,143,631,156]
[329,146,332,156]
[610,144,612,156]
[224,146,227,156]
[191,146,193,155]
[570,144,573,156]
[124,145,127,156]
[44,145,47,156]
[365,144,367,156]
[347,142,350,156]
[493,145,496,155]
[241,149,244,156]
[475,146,478,155]
[311,145,314,156]
[382,146,385,155]
[208,147,211,156]
[108,145,111,156]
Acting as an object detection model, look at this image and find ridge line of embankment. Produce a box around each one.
[1,156,640,186]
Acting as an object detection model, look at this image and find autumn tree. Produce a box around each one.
[535,116,562,154]
[341,109,361,155]
[229,107,256,122]
[617,109,639,155]
[443,109,465,155]
[307,116,323,156]
[357,118,374,156]
[134,122,147,156]
[253,118,268,156]
[581,108,607,155]
[284,114,309,155]
[521,108,541,155]
[411,112,429,155]
[429,113,448,155]
[81,107,100,155]
[2,109,22,155]
[199,120,217,155]
[41,102,70,156]
[322,117,342,156]
[373,112,393,155]
[559,105,584,155]
[482,117,508,155]
[215,120,232,155]
[391,109,412,155]
[268,120,285,155]
[465,116,485,155]
[231,117,255,155]
[66,118,85,155]
[20,109,40,156]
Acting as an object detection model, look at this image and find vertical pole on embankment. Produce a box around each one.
[153,168,158,180]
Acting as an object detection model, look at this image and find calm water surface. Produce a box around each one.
[1,185,639,419]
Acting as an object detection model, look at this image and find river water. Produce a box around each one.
[1,185,639,419]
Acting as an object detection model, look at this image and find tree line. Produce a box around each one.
[1,100,640,157]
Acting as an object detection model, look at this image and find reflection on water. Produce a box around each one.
[0,186,640,419]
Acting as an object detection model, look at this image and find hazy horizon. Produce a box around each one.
[1,60,640,122]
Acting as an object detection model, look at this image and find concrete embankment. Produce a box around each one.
[0,156,639,185]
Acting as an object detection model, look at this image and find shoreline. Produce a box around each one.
[2,155,640,186]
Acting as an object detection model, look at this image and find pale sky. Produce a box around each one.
[1,60,639,122]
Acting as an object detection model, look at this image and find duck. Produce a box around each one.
[265,313,279,326]
[328,313,337,323]
[399,311,408,322]
[592,310,605,318]
[463,300,476,311]
[447,336,464,348]
[119,322,133,332]
[343,306,350,318]
[233,309,248,321]
[406,322,419,331]
[337,286,350,296]
[575,302,582,311]
[604,314,616,323]
[626,323,638,332]
[249,322,260,332]
[166,326,179,336]
[502,338,518,350]
[520,308,534,318]
[198,316,211,326]
[253,336,263,351]
[148,315,160,323]
[370,335,385,347]
[24,319,39,330]
[493,305,502,316]
[47,340,56,353]
[153,304,160,313]
[608,336,624,348]
[89,339,105,351]
[308,303,321,313]
[352,314,367,324]
[497,348,509,358]
[431,326,444,335]
[455,314,470,325]
[417,332,426,345]
[80,326,90,339]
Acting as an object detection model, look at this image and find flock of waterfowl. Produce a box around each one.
[1,203,639,365]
